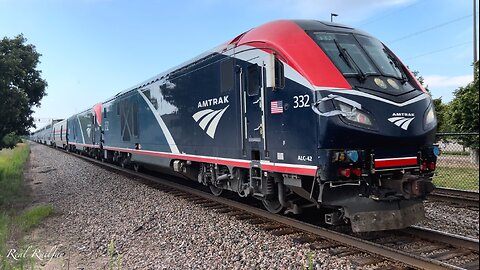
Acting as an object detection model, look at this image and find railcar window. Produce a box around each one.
[247,64,261,96]
[274,58,285,89]
[220,58,234,93]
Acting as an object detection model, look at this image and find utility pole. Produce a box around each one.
[474,0,477,64]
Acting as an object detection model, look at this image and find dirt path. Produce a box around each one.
[22,144,110,269]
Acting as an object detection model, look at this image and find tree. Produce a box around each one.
[432,98,450,132]
[448,62,479,134]
[411,70,450,132]
[0,34,47,149]
[448,61,479,163]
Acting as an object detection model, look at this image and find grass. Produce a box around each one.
[0,212,8,249]
[108,240,123,270]
[0,143,54,269]
[19,205,54,232]
[433,166,479,191]
[0,143,30,207]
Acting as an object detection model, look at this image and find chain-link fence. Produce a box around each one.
[434,133,479,192]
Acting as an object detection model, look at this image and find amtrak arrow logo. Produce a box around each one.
[192,105,230,139]
[388,113,415,131]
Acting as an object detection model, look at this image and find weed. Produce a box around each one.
[108,240,123,270]
[303,252,314,270]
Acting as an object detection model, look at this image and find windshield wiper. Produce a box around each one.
[383,48,408,83]
[333,39,366,82]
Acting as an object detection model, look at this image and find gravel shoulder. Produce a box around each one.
[418,201,479,239]
[24,143,479,269]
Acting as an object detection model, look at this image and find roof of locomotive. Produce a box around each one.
[292,20,370,36]
[106,19,370,103]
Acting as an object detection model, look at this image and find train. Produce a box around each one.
[31,20,439,232]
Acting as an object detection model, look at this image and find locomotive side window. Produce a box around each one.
[220,58,234,93]
[247,64,261,96]
[274,58,285,89]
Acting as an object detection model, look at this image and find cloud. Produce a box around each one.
[424,74,473,101]
[423,74,473,88]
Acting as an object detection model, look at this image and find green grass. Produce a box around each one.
[19,205,54,231]
[0,143,54,269]
[0,212,9,248]
[433,166,479,191]
[0,143,30,207]
[108,240,123,270]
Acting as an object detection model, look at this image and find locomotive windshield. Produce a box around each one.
[309,32,406,80]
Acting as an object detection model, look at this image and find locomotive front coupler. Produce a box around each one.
[378,172,435,199]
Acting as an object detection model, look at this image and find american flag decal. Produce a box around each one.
[271,100,283,114]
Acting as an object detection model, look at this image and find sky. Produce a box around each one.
[0,0,478,129]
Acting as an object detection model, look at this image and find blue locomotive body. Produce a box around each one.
[31,20,438,232]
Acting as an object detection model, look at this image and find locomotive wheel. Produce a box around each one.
[209,185,223,196]
[262,197,284,214]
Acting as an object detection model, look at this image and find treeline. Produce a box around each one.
[429,62,479,149]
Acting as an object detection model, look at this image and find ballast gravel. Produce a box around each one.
[24,143,478,269]
[26,144,359,269]
[417,201,479,239]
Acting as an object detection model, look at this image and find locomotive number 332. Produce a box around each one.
[293,94,310,108]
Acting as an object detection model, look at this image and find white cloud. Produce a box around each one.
[423,74,473,88]
[423,74,473,102]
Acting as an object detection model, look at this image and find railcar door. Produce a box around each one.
[89,113,96,146]
[236,53,268,160]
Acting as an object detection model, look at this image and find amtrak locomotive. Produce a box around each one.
[32,20,438,232]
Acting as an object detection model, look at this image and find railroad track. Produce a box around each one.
[39,143,479,270]
[429,188,479,208]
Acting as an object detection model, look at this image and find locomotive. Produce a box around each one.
[32,20,439,232]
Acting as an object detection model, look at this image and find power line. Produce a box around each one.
[403,41,471,60]
[388,14,473,44]
[358,0,425,27]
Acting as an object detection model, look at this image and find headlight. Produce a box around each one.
[336,101,373,126]
[424,104,436,126]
